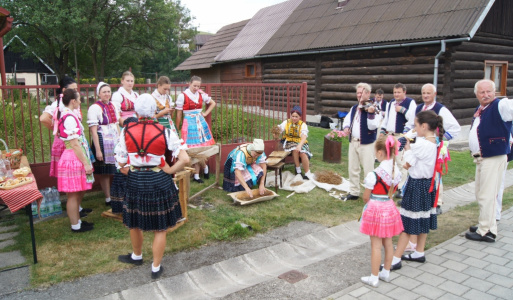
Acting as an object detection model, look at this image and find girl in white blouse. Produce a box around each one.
[112,71,139,125]
[388,110,444,270]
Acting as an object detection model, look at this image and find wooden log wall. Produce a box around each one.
[449,32,513,125]
[262,46,444,116]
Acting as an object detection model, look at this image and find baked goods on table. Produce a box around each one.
[0,176,34,190]
[13,167,31,177]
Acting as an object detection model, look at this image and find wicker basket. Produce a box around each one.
[0,138,23,169]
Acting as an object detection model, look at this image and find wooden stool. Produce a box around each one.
[267,162,285,193]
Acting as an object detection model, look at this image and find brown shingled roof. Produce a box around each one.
[258,0,492,55]
[215,0,302,62]
[174,19,250,71]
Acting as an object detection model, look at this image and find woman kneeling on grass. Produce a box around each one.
[57,89,95,233]
[115,94,189,279]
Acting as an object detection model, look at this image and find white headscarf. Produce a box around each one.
[247,139,265,152]
[97,81,110,95]
[134,93,156,118]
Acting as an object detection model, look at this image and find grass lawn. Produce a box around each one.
[2,125,511,287]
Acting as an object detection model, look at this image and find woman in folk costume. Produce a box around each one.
[277,105,312,179]
[88,82,120,206]
[109,116,138,214]
[40,76,94,217]
[176,76,216,183]
[152,76,178,136]
[112,71,139,125]
[223,139,268,197]
[56,89,95,233]
[359,135,403,287]
[115,94,189,279]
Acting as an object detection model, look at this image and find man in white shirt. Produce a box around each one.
[342,83,381,201]
[465,79,513,243]
[380,83,417,197]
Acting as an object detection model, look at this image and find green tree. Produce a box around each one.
[2,0,196,81]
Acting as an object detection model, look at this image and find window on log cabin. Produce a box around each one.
[245,64,256,78]
[484,60,508,96]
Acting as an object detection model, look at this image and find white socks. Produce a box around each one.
[131,253,142,261]
[71,223,81,230]
[296,167,302,174]
[194,174,200,180]
[105,197,111,204]
[152,263,161,272]
[79,206,83,212]
[411,251,424,258]
[392,256,401,265]
[380,268,390,278]
[204,165,209,174]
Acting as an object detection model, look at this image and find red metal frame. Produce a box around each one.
[0,82,306,188]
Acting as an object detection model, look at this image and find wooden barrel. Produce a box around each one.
[323,137,342,163]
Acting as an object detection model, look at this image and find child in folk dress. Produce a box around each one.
[360,135,403,287]
[389,110,444,270]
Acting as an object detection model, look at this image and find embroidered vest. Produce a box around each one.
[371,173,398,196]
[95,101,117,125]
[237,144,255,165]
[58,114,81,139]
[415,102,443,115]
[283,120,307,144]
[183,93,203,111]
[348,105,377,145]
[471,99,512,158]
[125,122,167,157]
[120,94,137,111]
[387,97,414,133]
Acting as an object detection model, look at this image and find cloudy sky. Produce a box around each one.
[180,0,288,33]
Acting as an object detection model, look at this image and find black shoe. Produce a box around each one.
[81,221,94,227]
[469,226,478,233]
[151,266,163,279]
[342,194,359,201]
[436,205,442,215]
[71,226,93,233]
[118,253,143,265]
[81,208,93,213]
[79,210,88,218]
[380,261,402,271]
[394,190,402,199]
[301,173,309,180]
[401,254,426,263]
[465,231,496,243]
[203,173,210,180]
[105,201,111,207]
[193,178,204,184]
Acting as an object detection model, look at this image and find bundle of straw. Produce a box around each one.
[314,170,343,185]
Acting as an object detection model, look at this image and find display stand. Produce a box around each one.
[187,143,221,201]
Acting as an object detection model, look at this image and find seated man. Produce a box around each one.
[223,139,267,198]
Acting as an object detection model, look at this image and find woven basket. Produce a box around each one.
[0,139,23,169]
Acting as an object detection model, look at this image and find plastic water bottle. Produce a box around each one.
[3,159,12,178]
[31,199,38,217]
[0,159,6,179]
[40,190,48,218]
[46,190,54,217]
[52,187,62,215]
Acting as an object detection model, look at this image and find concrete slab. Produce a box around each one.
[0,251,25,268]
[121,282,165,300]
[187,264,245,298]
[0,225,17,233]
[0,231,18,241]
[214,256,269,287]
[0,266,30,297]
[157,272,210,300]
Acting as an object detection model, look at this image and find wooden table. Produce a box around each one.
[266,151,290,192]
[0,156,42,264]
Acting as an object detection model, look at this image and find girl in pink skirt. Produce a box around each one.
[57,89,95,233]
[359,135,403,287]
[39,76,79,177]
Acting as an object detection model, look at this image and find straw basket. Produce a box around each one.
[0,138,23,169]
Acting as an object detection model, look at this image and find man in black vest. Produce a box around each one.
[465,79,513,242]
[341,83,381,201]
[380,83,417,198]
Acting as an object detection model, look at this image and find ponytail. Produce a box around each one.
[436,115,445,140]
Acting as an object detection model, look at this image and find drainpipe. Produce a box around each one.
[433,40,446,88]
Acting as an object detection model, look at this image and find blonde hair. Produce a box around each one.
[121,71,134,80]
[190,75,201,83]
[157,76,171,86]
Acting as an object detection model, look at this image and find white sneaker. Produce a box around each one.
[361,276,379,287]
[378,272,390,282]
